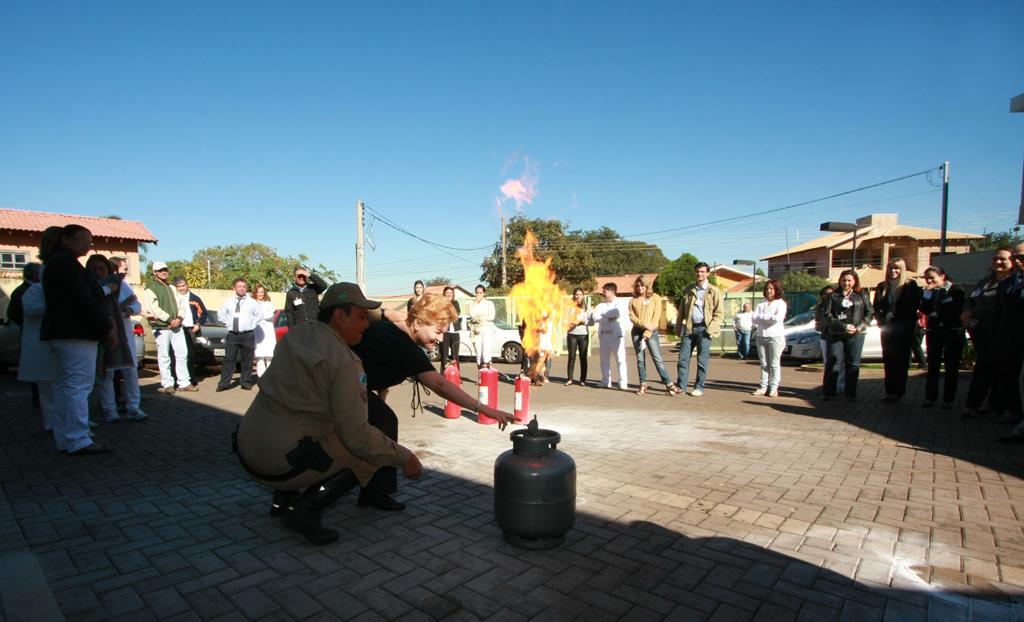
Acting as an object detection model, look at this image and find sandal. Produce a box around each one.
[636,384,648,395]
[666,384,682,396]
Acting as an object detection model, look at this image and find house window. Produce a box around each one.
[803,261,816,275]
[1,251,28,270]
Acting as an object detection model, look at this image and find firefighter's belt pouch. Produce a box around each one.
[232,425,333,482]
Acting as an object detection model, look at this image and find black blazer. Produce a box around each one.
[919,284,964,331]
[874,281,922,327]
[822,289,873,337]
[41,249,110,341]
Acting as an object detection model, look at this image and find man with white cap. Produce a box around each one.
[234,282,422,545]
[142,261,196,393]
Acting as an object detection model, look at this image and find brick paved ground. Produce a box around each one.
[2,352,1024,621]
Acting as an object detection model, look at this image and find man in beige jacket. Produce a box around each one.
[674,262,724,396]
[235,283,422,545]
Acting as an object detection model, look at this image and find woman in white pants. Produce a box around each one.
[752,279,788,397]
[466,284,495,366]
[253,283,277,376]
[41,225,118,455]
[87,255,147,423]
[17,262,57,435]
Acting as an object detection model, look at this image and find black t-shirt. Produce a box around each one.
[352,319,434,391]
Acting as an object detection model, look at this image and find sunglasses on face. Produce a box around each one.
[296,274,308,280]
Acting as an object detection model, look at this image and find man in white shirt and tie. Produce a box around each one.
[217,278,264,392]
[593,282,629,390]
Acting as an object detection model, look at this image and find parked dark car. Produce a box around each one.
[192,311,229,365]
[3,318,148,371]
[271,309,289,341]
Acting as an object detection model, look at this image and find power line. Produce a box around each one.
[620,167,942,239]
[363,205,492,253]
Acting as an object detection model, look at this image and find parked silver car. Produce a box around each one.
[783,310,890,362]
[430,318,525,364]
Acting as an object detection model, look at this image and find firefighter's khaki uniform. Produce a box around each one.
[237,321,411,490]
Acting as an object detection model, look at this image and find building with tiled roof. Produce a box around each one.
[591,273,659,297]
[760,213,983,288]
[0,208,158,284]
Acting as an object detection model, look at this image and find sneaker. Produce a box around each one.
[129,410,148,421]
[177,385,199,392]
[618,384,629,391]
[767,389,778,398]
[751,388,766,396]
[689,389,704,397]
[88,420,99,428]
[104,413,121,423]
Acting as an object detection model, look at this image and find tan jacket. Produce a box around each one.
[237,321,410,490]
[629,293,664,339]
[674,281,725,338]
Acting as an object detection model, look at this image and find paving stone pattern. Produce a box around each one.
[2,354,1024,621]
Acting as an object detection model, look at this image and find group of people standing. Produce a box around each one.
[11,225,143,454]
[814,245,1024,423]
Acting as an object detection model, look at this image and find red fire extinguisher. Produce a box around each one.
[443,364,462,420]
[478,364,499,425]
[513,373,530,423]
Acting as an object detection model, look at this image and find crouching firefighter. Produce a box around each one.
[233,283,423,545]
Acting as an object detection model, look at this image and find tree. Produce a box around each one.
[479,216,669,291]
[425,276,450,286]
[480,216,593,289]
[653,252,701,302]
[971,227,1023,252]
[779,271,831,293]
[580,227,668,276]
[153,244,340,291]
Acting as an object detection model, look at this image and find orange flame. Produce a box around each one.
[509,230,565,378]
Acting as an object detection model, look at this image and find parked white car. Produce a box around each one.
[430,317,525,364]
[782,310,888,362]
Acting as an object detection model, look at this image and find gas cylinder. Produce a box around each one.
[494,417,576,549]
[443,364,462,419]
[477,364,499,425]
[513,374,530,423]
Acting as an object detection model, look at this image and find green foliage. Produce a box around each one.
[479,216,667,291]
[579,227,668,276]
[970,227,1023,252]
[653,252,701,302]
[425,276,450,286]
[480,217,595,290]
[151,243,340,291]
[779,271,832,293]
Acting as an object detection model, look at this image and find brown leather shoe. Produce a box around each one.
[178,385,199,392]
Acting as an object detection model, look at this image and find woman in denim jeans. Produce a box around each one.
[629,276,681,396]
[752,279,788,397]
[822,270,873,400]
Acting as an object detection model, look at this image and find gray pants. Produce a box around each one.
[757,335,785,392]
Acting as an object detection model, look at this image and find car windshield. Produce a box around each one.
[494,319,515,330]
[784,311,815,327]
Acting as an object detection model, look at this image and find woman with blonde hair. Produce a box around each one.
[628,275,678,395]
[252,283,277,376]
[351,293,514,511]
[874,258,922,402]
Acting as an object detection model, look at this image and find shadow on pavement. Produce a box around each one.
[1,371,1020,621]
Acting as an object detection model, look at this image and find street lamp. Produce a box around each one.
[732,259,756,315]
[820,221,859,272]
[1012,92,1024,226]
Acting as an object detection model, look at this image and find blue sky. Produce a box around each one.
[2,2,1022,295]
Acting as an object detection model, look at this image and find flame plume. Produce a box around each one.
[509,231,566,378]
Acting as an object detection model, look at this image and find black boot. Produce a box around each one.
[357,487,406,512]
[281,488,339,545]
[269,490,299,517]
[309,470,358,513]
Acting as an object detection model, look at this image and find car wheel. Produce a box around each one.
[501,342,524,364]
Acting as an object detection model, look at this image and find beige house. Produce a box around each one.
[761,213,983,288]
[0,208,157,284]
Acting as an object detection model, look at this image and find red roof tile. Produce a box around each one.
[0,208,158,242]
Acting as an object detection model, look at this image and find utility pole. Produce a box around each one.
[500,216,507,288]
[939,161,950,255]
[356,201,365,292]
[206,257,211,287]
